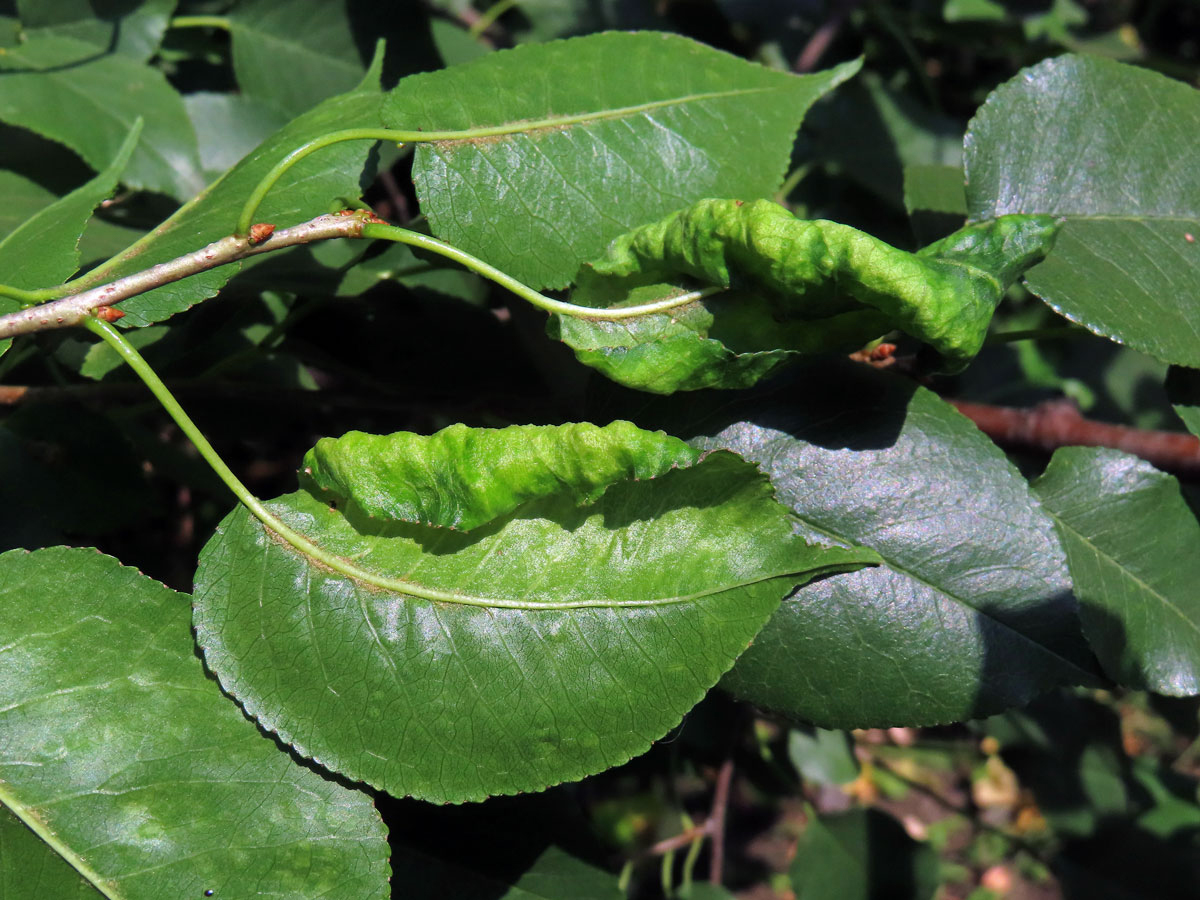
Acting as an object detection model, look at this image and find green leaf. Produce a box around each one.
[551,199,1059,392]
[193,422,878,802]
[789,808,939,900]
[0,170,56,238]
[964,54,1200,367]
[0,120,139,290]
[1165,365,1200,438]
[66,69,384,327]
[0,806,99,898]
[806,73,963,210]
[788,727,860,786]
[687,360,1098,727]
[0,34,205,200]
[16,0,174,62]
[183,92,290,184]
[227,0,370,116]
[903,163,967,216]
[302,421,700,531]
[0,547,389,899]
[228,0,438,116]
[395,844,623,900]
[383,32,860,289]
[1033,447,1200,696]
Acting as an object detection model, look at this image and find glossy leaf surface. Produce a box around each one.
[67,68,384,326]
[688,361,1097,727]
[0,121,138,290]
[965,54,1200,366]
[1034,447,1200,696]
[384,32,859,289]
[552,199,1059,392]
[0,547,389,899]
[194,423,878,802]
[0,34,204,200]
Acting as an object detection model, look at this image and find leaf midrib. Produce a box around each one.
[421,86,780,146]
[257,513,838,611]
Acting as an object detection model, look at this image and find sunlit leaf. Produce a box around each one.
[965,54,1200,366]
[193,422,877,801]
[384,32,859,289]
[552,199,1059,392]
[1034,447,1200,696]
[0,547,390,899]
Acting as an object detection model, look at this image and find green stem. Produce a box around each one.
[82,317,276,523]
[361,223,723,319]
[0,284,53,306]
[85,315,781,610]
[169,15,233,30]
[469,0,520,38]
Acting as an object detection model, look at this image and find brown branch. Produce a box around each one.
[794,0,862,72]
[708,757,734,885]
[951,398,1200,476]
[0,213,372,340]
[648,824,709,857]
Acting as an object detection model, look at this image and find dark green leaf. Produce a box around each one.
[16,0,174,61]
[806,73,963,210]
[687,360,1098,727]
[0,120,138,289]
[789,808,939,900]
[0,170,56,238]
[0,34,204,200]
[228,0,439,116]
[193,422,878,801]
[384,32,860,289]
[1165,365,1200,438]
[552,199,1059,392]
[965,54,1200,366]
[1034,447,1200,696]
[228,0,366,116]
[0,806,99,898]
[395,844,623,900]
[67,67,384,326]
[0,547,389,899]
